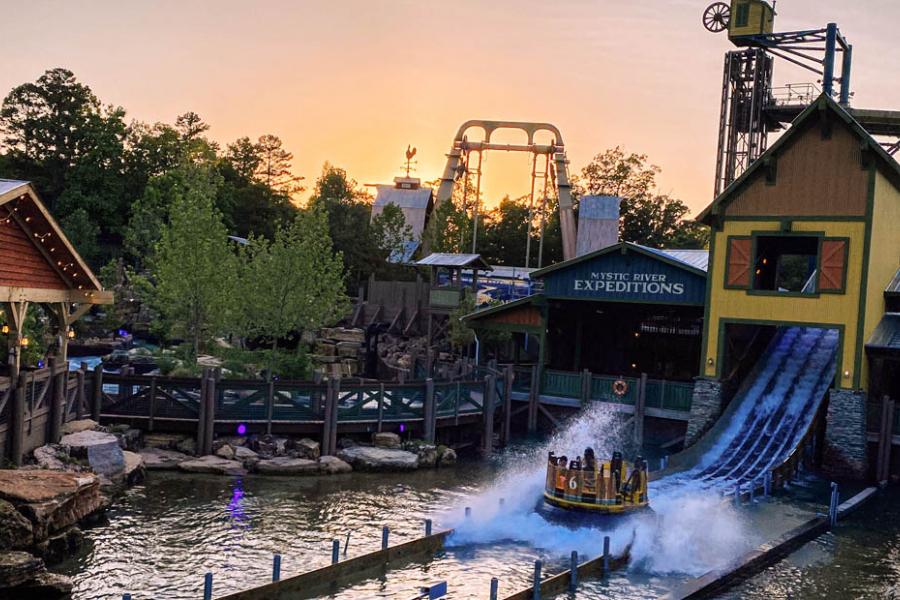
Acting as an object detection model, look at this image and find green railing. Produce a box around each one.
[541,369,582,399]
[645,379,695,412]
[590,375,639,405]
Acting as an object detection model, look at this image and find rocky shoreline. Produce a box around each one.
[0,422,457,598]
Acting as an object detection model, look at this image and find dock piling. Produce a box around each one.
[764,471,772,496]
[532,559,542,599]
[489,577,499,600]
[273,554,281,582]
[603,536,610,574]
[344,531,351,556]
[332,539,340,564]
[829,482,839,527]
[425,519,432,536]
[734,484,741,506]
[569,551,578,591]
[203,572,213,600]
[382,526,389,550]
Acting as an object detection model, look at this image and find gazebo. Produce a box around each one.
[0,180,113,462]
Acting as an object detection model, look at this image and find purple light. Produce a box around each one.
[37,360,45,369]
[117,328,129,337]
[236,423,247,436]
[399,423,406,433]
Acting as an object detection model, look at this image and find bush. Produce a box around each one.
[264,349,310,380]
[157,356,179,376]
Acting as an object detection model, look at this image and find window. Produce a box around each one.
[735,2,750,28]
[753,236,818,294]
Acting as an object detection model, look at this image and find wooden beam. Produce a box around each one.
[0,286,113,304]
[66,302,95,325]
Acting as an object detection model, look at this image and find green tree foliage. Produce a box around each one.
[237,208,347,361]
[479,196,530,266]
[578,147,709,249]
[371,203,413,261]
[255,134,304,197]
[307,163,375,290]
[152,167,235,359]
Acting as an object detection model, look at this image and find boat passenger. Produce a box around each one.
[583,447,596,471]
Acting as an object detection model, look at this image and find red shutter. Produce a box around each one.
[726,237,752,288]
[819,239,847,292]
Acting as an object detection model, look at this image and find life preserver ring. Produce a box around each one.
[568,477,579,490]
[613,379,628,397]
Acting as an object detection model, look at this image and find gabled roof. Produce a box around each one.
[866,313,900,354]
[461,293,545,323]
[530,241,708,279]
[0,180,111,304]
[415,253,492,271]
[372,185,433,210]
[886,267,900,298]
[698,94,900,225]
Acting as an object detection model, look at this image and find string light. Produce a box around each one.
[1,325,8,334]
[20,337,29,347]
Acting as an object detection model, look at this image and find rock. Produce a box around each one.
[0,551,44,588]
[121,451,145,486]
[337,437,358,449]
[294,438,320,460]
[34,526,84,564]
[337,447,419,472]
[256,457,319,475]
[233,446,259,470]
[139,448,190,470]
[415,445,438,468]
[437,446,457,467]
[59,419,99,436]
[0,499,33,550]
[215,445,235,460]
[0,471,104,542]
[175,437,197,456]
[60,430,125,477]
[32,446,70,472]
[318,456,352,475]
[178,455,246,476]
[373,432,401,449]
[143,433,186,450]
[115,428,142,451]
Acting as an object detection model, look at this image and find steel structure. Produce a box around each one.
[435,121,578,264]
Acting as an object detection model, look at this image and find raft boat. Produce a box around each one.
[542,450,649,515]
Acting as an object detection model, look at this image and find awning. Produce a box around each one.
[866,313,900,356]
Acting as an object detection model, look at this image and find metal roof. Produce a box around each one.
[415,253,492,270]
[388,240,420,264]
[0,179,28,197]
[372,185,433,209]
[484,265,534,280]
[886,267,900,296]
[866,313,900,353]
[636,245,709,272]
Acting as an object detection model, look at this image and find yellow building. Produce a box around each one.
[693,94,900,478]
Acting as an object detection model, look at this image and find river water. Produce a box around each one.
[57,403,899,599]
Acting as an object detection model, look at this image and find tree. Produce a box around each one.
[60,208,100,263]
[152,167,235,359]
[255,134,303,197]
[371,203,413,261]
[480,195,530,266]
[225,136,261,180]
[578,147,708,249]
[237,208,347,368]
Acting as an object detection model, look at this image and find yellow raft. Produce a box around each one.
[543,450,649,514]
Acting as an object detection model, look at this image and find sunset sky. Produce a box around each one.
[3,0,899,214]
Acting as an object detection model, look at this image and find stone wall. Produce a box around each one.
[822,388,868,479]
[684,378,724,447]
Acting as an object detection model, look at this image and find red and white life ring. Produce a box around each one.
[613,379,629,397]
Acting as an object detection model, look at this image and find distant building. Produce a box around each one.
[371,177,434,263]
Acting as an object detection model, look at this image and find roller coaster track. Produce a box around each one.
[656,326,839,496]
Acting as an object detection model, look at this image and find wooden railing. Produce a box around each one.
[531,367,693,413]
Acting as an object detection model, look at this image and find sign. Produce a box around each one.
[574,272,686,296]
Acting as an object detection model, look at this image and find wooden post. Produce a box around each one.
[197,376,208,454]
[47,358,61,444]
[148,377,157,432]
[482,375,496,457]
[91,364,103,422]
[580,368,591,405]
[501,365,513,446]
[321,380,333,455]
[377,383,385,433]
[528,364,539,432]
[876,396,895,484]
[10,375,26,466]
[75,368,86,420]
[634,373,647,448]
[204,376,216,455]
[329,378,340,455]
[424,378,435,443]
[265,379,275,435]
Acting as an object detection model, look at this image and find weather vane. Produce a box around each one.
[403,144,417,177]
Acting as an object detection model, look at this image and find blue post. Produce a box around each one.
[569,551,578,591]
[272,554,281,582]
[603,536,610,574]
[332,539,340,564]
[532,559,542,600]
[490,577,499,600]
[382,526,389,550]
[823,22,837,97]
[123,595,132,600]
[829,482,839,527]
[839,44,853,105]
[425,518,433,536]
[203,572,213,600]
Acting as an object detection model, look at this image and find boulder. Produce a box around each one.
[414,444,438,468]
[143,433,187,450]
[175,437,197,456]
[233,446,259,470]
[318,456,352,475]
[337,447,419,472]
[255,457,319,475]
[0,471,105,541]
[215,445,235,460]
[0,552,73,597]
[373,432,401,449]
[139,448,190,470]
[32,446,70,472]
[60,430,125,477]
[0,499,33,550]
[178,456,246,476]
[34,526,84,564]
[121,451,145,486]
[115,428,142,451]
[294,438,320,460]
[437,446,457,467]
[0,551,44,588]
[59,419,99,436]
